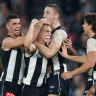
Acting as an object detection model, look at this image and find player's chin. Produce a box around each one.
[15,33,21,36]
[46,39,50,43]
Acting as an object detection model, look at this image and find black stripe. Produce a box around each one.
[1,50,12,80]
[48,58,53,73]
[12,48,22,83]
[24,56,30,78]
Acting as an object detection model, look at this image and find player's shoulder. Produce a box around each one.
[87,38,96,45]
[55,29,67,34]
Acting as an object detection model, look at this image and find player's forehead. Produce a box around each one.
[44,7,54,12]
[9,18,20,24]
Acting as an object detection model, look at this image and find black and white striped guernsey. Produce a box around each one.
[0,35,25,85]
[88,35,96,82]
[23,49,48,87]
[48,26,68,73]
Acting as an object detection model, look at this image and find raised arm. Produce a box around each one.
[24,19,38,49]
[24,18,50,49]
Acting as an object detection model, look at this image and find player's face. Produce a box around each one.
[6,18,21,37]
[82,20,92,36]
[43,7,56,24]
[40,26,51,44]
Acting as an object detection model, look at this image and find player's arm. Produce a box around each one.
[24,19,38,49]
[59,42,87,63]
[34,30,67,58]
[71,38,96,76]
[61,38,96,80]
[24,18,50,50]
[61,51,96,80]
[86,82,96,96]
[71,51,96,76]
[2,36,25,51]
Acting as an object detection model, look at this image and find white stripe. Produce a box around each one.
[52,53,60,70]
[88,78,93,81]
[5,50,17,82]
[0,72,4,81]
[23,50,37,85]
[63,63,67,72]
[18,54,25,84]
[37,57,47,86]
[93,71,96,79]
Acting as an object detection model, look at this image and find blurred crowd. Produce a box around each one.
[0,0,96,96]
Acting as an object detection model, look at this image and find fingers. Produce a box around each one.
[32,19,38,24]
[38,18,50,25]
[61,72,68,80]
[65,39,71,45]
[64,38,72,49]
[58,51,62,55]
[61,71,73,80]
[62,42,67,48]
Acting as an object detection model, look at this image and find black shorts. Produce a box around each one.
[46,73,71,96]
[0,81,22,96]
[21,84,47,96]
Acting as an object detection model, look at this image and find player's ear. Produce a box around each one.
[89,24,92,30]
[55,13,59,19]
[6,24,9,30]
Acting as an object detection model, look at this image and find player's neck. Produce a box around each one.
[8,33,16,38]
[88,30,96,38]
[51,20,61,30]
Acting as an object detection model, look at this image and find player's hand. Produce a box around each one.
[61,71,73,80]
[86,86,95,96]
[29,19,38,29]
[31,19,38,25]
[38,18,50,26]
[64,37,72,49]
[59,42,68,58]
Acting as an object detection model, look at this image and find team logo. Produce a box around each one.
[6,92,15,96]
[50,85,55,89]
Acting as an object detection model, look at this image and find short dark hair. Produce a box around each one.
[84,13,96,33]
[6,14,20,24]
[46,4,62,20]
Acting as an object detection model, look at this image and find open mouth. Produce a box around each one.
[46,36,50,39]
[15,29,20,32]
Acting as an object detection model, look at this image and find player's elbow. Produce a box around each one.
[44,52,53,58]
[45,54,52,59]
